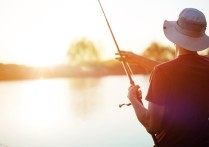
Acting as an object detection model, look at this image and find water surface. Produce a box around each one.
[0,75,153,147]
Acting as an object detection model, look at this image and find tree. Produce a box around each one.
[142,42,175,62]
[67,37,101,65]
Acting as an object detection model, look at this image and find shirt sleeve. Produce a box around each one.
[146,66,169,106]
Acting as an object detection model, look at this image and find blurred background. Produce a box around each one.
[0,0,208,147]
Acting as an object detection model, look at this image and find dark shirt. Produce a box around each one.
[146,54,209,147]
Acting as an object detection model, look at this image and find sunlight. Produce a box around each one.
[6,29,67,67]
[18,52,65,67]
[0,0,208,66]
[16,79,70,130]
[16,53,65,67]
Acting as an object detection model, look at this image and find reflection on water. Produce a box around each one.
[69,77,100,90]
[69,78,102,119]
[0,144,9,147]
[0,76,153,147]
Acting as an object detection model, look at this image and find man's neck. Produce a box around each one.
[176,46,198,56]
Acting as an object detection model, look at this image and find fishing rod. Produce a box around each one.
[97,0,141,107]
[97,1,159,146]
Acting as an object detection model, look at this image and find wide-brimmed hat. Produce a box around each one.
[163,8,209,51]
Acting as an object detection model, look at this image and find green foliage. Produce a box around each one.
[142,42,175,62]
[67,37,101,65]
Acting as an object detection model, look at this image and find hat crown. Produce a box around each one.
[177,8,207,34]
[179,8,206,25]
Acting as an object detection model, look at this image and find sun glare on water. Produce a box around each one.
[16,79,71,130]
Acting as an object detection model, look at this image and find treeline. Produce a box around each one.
[0,42,208,81]
[0,61,147,81]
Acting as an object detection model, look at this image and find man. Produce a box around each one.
[121,8,209,147]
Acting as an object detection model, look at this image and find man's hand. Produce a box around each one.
[115,51,139,64]
[128,85,142,103]
[115,50,161,72]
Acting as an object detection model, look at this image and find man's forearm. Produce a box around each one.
[138,56,161,72]
[131,99,150,129]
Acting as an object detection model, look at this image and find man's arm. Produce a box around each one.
[115,51,161,72]
[128,85,165,134]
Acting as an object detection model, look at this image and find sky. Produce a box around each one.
[0,0,208,67]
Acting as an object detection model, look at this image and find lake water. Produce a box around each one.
[0,75,154,147]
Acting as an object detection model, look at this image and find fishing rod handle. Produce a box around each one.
[119,85,143,108]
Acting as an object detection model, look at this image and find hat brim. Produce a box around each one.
[163,20,209,51]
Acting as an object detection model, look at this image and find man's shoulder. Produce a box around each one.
[154,59,178,71]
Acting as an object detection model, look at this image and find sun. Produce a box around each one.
[10,47,67,67]
[20,52,66,67]
[7,32,68,67]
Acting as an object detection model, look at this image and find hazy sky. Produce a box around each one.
[0,0,208,66]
